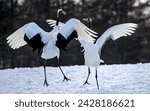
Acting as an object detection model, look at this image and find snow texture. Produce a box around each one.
[0,63,150,94]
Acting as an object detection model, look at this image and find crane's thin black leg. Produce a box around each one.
[43,60,49,87]
[83,67,90,85]
[95,69,99,89]
[57,58,70,81]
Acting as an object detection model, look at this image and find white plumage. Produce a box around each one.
[41,38,59,59]
[47,18,97,42]
[6,9,98,87]
[47,19,64,28]
[96,23,138,54]
[7,19,97,59]
[7,22,48,49]
[7,24,28,49]
[46,18,138,89]
[80,18,138,89]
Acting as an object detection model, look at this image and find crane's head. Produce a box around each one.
[57,9,66,17]
[83,18,92,28]
[56,9,66,26]
[83,18,92,23]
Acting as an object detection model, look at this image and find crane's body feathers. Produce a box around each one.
[83,43,104,69]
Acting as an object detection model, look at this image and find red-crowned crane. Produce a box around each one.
[6,10,98,87]
[80,18,138,89]
[46,18,138,89]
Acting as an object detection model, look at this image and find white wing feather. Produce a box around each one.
[47,18,98,43]
[76,23,97,42]
[96,23,138,54]
[7,22,48,50]
[59,18,98,43]
[46,19,64,27]
[6,24,28,49]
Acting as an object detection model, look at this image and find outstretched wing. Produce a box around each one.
[6,22,48,50]
[96,23,138,54]
[46,19,64,28]
[59,18,98,43]
[6,24,28,49]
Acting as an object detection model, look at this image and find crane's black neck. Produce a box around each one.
[56,11,61,26]
[88,18,92,28]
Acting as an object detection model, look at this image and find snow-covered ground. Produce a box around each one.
[0,63,150,94]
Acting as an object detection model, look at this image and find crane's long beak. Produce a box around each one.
[82,18,88,22]
[62,10,66,15]
[83,18,92,23]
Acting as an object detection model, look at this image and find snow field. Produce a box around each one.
[0,63,150,94]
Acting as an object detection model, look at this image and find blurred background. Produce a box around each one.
[0,0,150,69]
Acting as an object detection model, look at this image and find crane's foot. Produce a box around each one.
[43,80,49,87]
[83,81,90,85]
[63,76,71,82]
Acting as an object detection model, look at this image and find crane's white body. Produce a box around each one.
[83,43,103,69]
[41,26,60,59]
[80,23,138,68]
[41,30,59,59]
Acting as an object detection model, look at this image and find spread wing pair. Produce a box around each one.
[47,19,138,54]
[7,19,98,51]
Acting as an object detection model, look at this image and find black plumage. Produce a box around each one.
[56,30,77,50]
[24,33,44,53]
